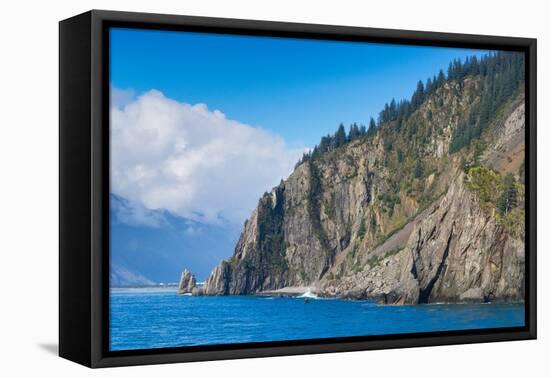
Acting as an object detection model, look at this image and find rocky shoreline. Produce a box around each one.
[178,280,525,306]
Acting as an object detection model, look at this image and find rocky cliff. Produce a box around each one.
[319,172,524,304]
[199,53,525,304]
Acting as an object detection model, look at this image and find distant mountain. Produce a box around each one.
[110,263,155,287]
[110,194,240,286]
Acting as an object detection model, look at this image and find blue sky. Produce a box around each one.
[110,28,493,149]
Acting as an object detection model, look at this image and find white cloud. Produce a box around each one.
[111,89,304,225]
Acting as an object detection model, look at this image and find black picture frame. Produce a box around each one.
[59,9,537,368]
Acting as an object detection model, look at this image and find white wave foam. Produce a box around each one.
[298,290,318,299]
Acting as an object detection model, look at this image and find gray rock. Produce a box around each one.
[177,269,197,294]
[459,288,484,302]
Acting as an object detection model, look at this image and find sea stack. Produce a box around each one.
[178,269,197,294]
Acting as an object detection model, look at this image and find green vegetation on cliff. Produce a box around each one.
[307,160,335,276]
[449,53,524,153]
[465,165,524,237]
[256,186,288,276]
[296,52,524,167]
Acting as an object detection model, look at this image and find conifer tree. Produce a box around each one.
[411,80,425,109]
[426,78,433,95]
[334,123,347,148]
[348,123,360,140]
[437,69,446,88]
[367,117,377,137]
[497,174,518,215]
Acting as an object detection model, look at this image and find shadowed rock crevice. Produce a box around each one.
[418,224,454,303]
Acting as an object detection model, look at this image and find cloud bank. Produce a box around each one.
[111,89,303,225]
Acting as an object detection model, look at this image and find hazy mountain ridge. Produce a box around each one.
[110,263,155,287]
[110,194,240,286]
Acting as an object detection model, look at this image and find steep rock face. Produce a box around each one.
[202,75,525,304]
[319,174,524,303]
[203,144,387,295]
[408,174,524,303]
[482,95,525,175]
[204,186,289,294]
[177,270,197,294]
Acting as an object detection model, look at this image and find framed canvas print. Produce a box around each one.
[59,10,537,368]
